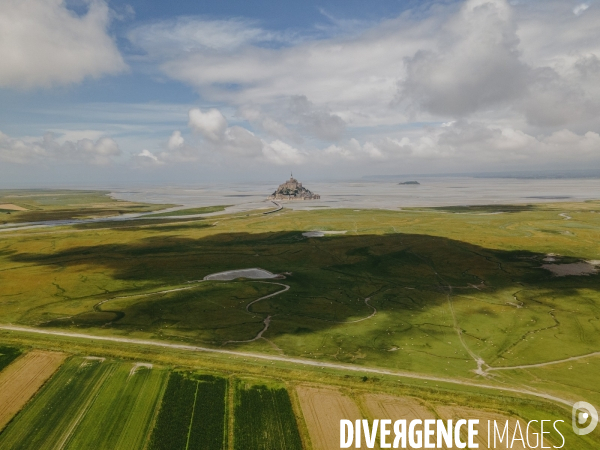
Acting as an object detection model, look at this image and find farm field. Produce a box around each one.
[435,406,529,450]
[0,356,167,450]
[296,386,362,450]
[64,362,167,450]
[361,393,436,424]
[149,372,227,450]
[0,356,114,449]
[0,350,66,430]
[234,381,303,450]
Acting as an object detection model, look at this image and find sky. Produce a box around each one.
[0,0,599,185]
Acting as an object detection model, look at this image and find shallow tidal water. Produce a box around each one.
[112,178,600,212]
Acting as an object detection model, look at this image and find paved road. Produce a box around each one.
[0,324,575,408]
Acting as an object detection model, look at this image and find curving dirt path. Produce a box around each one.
[0,324,576,408]
[224,281,290,344]
[340,298,377,323]
[245,282,290,312]
[486,350,600,372]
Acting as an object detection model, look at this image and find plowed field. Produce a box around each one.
[296,386,362,450]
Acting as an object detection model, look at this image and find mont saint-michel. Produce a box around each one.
[268,175,320,200]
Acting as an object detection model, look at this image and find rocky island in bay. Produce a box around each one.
[268,174,320,200]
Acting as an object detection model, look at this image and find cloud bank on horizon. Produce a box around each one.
[0,0,599,180]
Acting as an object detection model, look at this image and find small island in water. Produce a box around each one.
[399,181,420,185]
[269,174,320,200]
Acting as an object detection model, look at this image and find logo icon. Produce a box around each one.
[572,401,598,436]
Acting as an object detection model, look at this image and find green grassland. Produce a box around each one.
[0,191,599,446]
[0,189,172,224]
[0,346,21,372]
[234,379,303,450]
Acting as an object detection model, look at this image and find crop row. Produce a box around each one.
[0,357,168,450]
[148,372,228,450]
[187,375,227,450]
[0,357,112,450]
[64,363,167,449]
[234,383,303,450]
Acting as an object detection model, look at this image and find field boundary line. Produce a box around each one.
[0,324,576,409]
[185,381,200,450]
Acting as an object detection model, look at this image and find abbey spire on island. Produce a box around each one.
[268,173,320,200]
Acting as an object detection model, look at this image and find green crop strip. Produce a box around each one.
[233,382,303,450]
[149,372,228,450]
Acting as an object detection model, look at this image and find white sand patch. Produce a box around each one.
[83,356,105,361]
[129,362,153,377]
[302,230,347,238]
[542,262,598,276]
[204,268,278,280]
[0,203,27,211]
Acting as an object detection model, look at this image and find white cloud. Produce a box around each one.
[262,140,306,165]
[400,0,529,116]
[0,0,126,89]
[135,0,600,129]
[128,17,289,58]
[288,95,346,141]
[573,3,590,16]
[138,149,158,161]
[188,108,228,141]
[133,149,164,167]
[238,106,298,142]
[122,1,600,174]
[0,131,121,165]
[167,130,185,150]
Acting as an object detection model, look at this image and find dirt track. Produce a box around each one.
[0,325,577,408]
